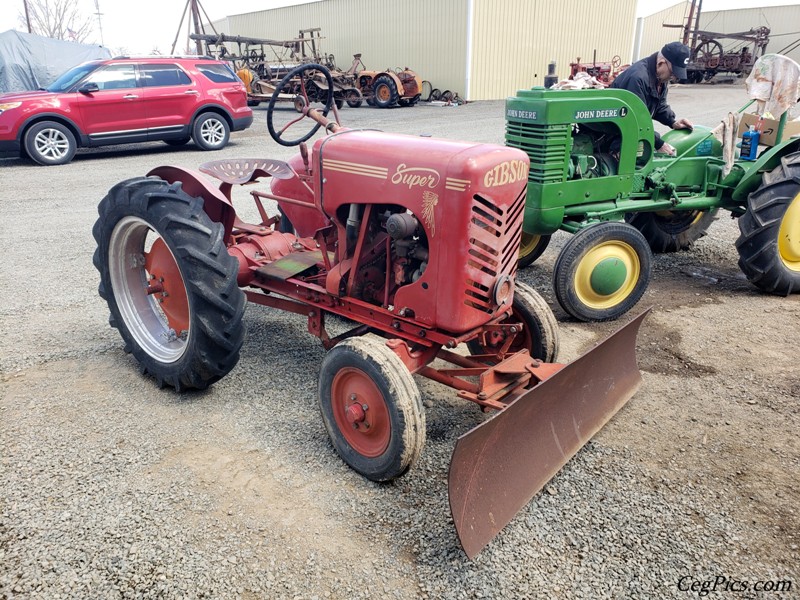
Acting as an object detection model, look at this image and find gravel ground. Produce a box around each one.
[1,82,798,599]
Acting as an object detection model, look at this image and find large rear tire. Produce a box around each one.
[319,335,425,482]
[625,209,717,253]
[373,74,399,108]
[518,232,551,268]
[92,177,246,390]
[736,151,800,295]
[553,222,652,322]
[467,281,559,363]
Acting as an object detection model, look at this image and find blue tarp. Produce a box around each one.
[0,29,110,92]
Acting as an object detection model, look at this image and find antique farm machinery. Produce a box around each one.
[507,59,800,321]
[93,63,647,557]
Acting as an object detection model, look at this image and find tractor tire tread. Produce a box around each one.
[735,151,800,296]
[93,177,246,390]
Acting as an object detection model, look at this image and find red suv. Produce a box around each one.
[0,56,253,165]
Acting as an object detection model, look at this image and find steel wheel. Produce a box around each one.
[518,232,551,267]
[108,217,191,364]
[553,222,652,322]
[736,151,800,294]
[93,177,246,390]
[24,121,77,166]
[192,113,230,150]
[319,335,425,482]
[467,281,559,363]
[625,209,718,253]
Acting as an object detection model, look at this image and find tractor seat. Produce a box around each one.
[199,159,295,184]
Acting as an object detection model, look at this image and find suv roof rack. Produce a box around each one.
[111,54,215,60]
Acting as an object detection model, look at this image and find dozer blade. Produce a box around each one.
[449,309,649,559]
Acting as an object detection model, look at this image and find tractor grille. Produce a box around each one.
[506,121,570,184]
[463,189,526,313]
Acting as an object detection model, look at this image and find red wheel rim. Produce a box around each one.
[144,237,190,334]
[331,367,391,457]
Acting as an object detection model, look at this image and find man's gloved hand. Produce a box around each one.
[657,142,677,156]
[672,118,693,131]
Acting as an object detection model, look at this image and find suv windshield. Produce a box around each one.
[47,62,103,93]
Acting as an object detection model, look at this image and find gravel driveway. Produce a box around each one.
[1,82,798,599]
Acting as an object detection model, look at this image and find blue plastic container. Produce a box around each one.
[741,125,760,161]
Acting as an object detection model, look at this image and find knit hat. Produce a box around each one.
[662,42,691,79]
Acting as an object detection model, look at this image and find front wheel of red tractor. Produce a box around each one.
[467,281,560,363]
[736,151,800,295]
[318,335,425,482]
[92,177,246,390]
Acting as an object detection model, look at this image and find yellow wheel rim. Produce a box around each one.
[778,192,800,272]
[520,232,541,258]
[574,241,640,309]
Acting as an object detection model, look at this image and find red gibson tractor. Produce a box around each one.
[93,64,647,558]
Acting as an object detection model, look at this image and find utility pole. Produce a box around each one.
[22,0,32,33]
[94,0,105,46]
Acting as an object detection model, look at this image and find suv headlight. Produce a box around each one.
[0,102,22,115]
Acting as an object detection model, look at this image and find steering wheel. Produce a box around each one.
[267,63,334,147]
[611,55,621,69]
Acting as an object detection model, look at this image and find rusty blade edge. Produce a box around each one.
[448,308,651,559]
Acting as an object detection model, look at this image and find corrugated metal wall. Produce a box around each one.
[635,2,689,60]
[469,0,637,101]
[224,0,469,100]
[700,6,800,65]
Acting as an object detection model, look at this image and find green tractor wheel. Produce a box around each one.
[625,209,718,253]
[518,232,551,268]
[736,151,800,295]
[553,222,652,322]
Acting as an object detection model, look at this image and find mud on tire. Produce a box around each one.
[736,151,800,295]
[92,176,246,391]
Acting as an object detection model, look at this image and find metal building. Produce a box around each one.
[212,0,637,101]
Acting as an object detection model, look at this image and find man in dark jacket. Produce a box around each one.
[611,42,693,156]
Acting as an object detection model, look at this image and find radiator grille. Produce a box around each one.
[464,189,526,313]
[506,121,570,184]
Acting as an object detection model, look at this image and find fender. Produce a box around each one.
[17,111,84,145]
[191,103,234,126]
[147,166,237,242]
[731,137,800,203]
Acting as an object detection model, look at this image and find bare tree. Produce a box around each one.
[19,0,95,43]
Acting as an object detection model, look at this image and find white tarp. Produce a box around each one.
[0,29,110,93]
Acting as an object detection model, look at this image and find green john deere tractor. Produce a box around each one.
[506,86,800,321]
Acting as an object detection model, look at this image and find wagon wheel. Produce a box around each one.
[518,232,551,268]
[318,335,425,482]
[421,80,432,101]
[625,209,718,253]
[467,281,559,363]
[736,151,800,295]
[553,222,652,322]
[693,40,723,70]
[345,88,363,108]
[430,88,442,101]
[92,177,246,390]
[440,90,454,102]
[372,74,399,108]
[267,63,334,147]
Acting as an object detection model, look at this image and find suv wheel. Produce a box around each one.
[192,113,230,151]
[24,121,77,166]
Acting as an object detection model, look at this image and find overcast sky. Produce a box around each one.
[0,0,795,54]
